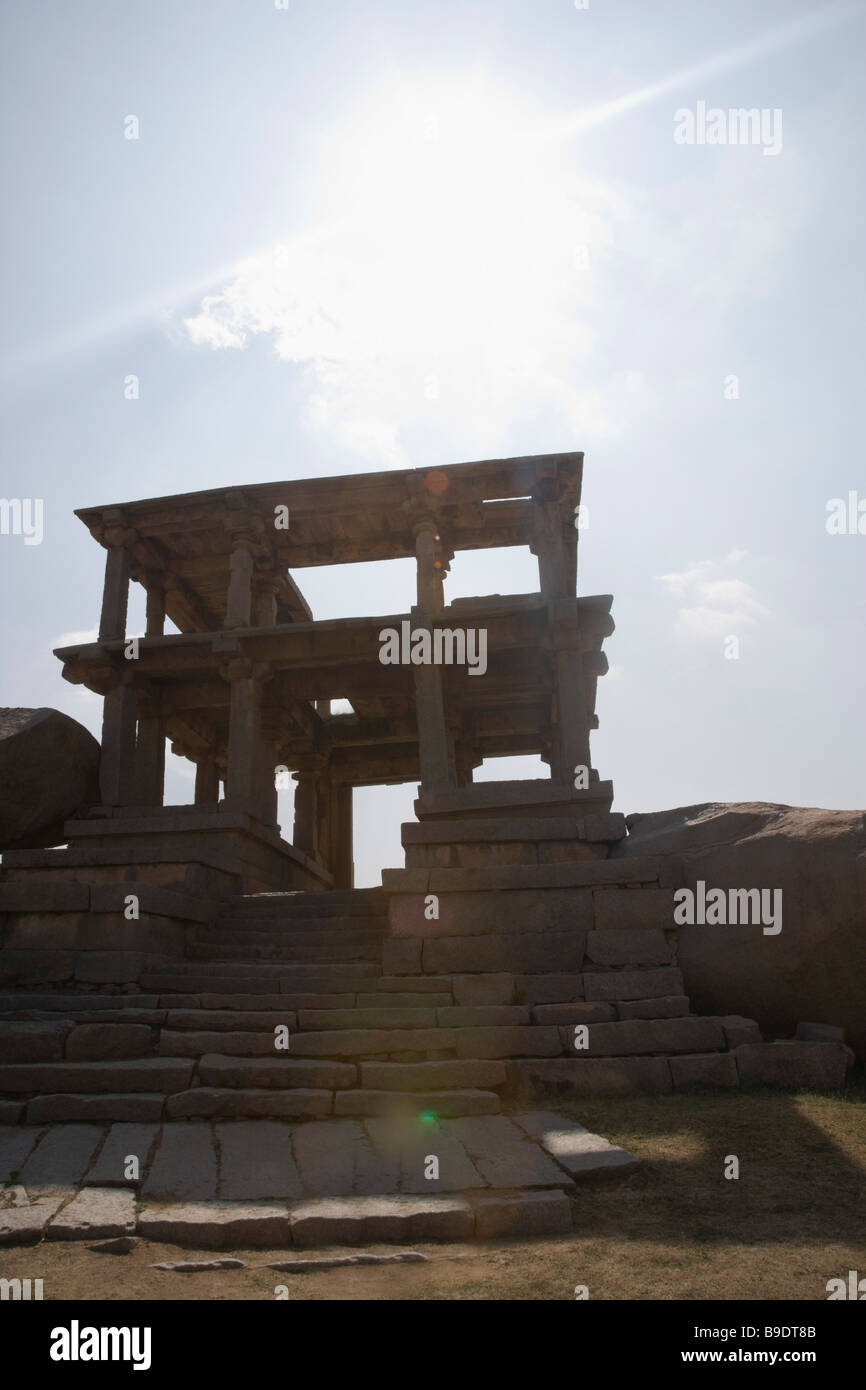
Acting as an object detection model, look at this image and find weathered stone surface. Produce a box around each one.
[514,974,585,1004]
[0,1126,45,1181]
[734,1041,853,1090]
[424,933,586,975]
[451,974,514,1005]
[27,1093,165,1124]
[583,968,684,1001]
[291,1028,456,1057]
[721,1015,761,1048]
[83,1123,158,1187]
[0,1058,193,1093]
[198,1055,356,1089]
[585,928,672,967]
[454,1026,563,1059]
[47,1186,136,1240]
[165,1009,297,1032]
[474,1189,572,1238]
[88,1235,137,1254]
[158,1029,283,1057]
[381,940,422,975]
[355,993,452,1010]
[617,803,866,1059]
[165,1088,333,1119]
[266,1252,428,1271]
[217,1121,304,1200]
[360,1060,506,1091]
[18,1125,104,1192]
[0,707,99,850]
[141,1122,217,1201]
[795,1021,846,1043]
[617,995,690,1020]
[65,1023,153,1061]
[0,1192,67,1245]
[0,1101,25,1124]
[506,1056,672,1100]
[0,1020,71,1061]
[515,1112,643,1183]
[138,1201,289,1249]
[578,1017,724,1057]
[333,1089,500,1117]
[289,1194,474,1246]
[592,887,674,931]
[297,1007,437,1031]
[445,1115,566,1187]
[436,1005,530,1027]
[669,1052,739,1090]
[531,1002,615,1024]
[152,1258,246,1271]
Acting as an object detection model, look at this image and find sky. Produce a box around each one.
[1,0,864,887]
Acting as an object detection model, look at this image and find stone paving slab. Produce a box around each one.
[84,1123,158,1187]
[0,1191,69,1246]
[513,1110,641,1181]
[47,1186,136,1240]
[474,1189,573,1238]
[141,1122,217,1202]
[216,1121,304,1201]
[138,1201,288,1249]
[0,1125,45,1182]
[442,1115,567,1188]
[18,1125,104,1193]
[364,1115,485,1194]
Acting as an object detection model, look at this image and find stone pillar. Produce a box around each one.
[195,759,220,805]
[99,676,138,806]
[135,698,166,806]
[224,660,263,815]
[225,535,256,629]
[410,519,453,795]
[550,606,591,784]
[293,774,317,854]
[531,478,568,599]
[99,544,131,642]
[254,574,281,627]
[145,572,166,637]
[331,782,353,889]
[258,739,278,828]
[314,772,333,869]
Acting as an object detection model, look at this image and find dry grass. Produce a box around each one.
[3,1080,865,1300]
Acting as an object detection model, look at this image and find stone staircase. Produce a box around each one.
[2,873,850,1129]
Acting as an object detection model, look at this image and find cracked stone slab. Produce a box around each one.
[141,1123,217,1202]
[441,1115,567,1188]
[0,1126,45,1183]
[289,1194,474,1246]
[513,1110,641,1181]
[0,1192,69,1246]
[47,1186,136,1241]
[84,1124,158,1187]
[364,1115,484,1194]
[216,1122,304,1201]
[474,1189,573,1238]
[138,1201,289,1249]
[18,1125,104,1194]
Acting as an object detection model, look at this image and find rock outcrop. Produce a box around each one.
[615,802,866,1060]
[0,707,99,850]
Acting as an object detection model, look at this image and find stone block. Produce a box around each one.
[47,1187,136,1241]
[289,1194,474,1246]
[436,1006,530,1027]
[0,1021,71,1062]
[505,1056,672,1100]
[514,974,585,1004]
[84,1124,158,1186]
[164,1088,333,1119]
[585,928,672,967]
[381,939,422,975]
[734,1041,852,1091]
[423,933,586,976]
[333,1089,500,1117]
[138,1201,289,1249]
[197,1055,356,1089]
[795,1021,846,1044]
[578,1017,724,1057]
[451,973,514,1005]
[474,1189,572,1238]
[360,1060,507,1091]
[721,1015,762,1048]
[65,1024,153,1061]
[583,968,684,1001]
[592,887,675,931]
[531,1002,616,1024]
[617,996,690,1020]
[27,1094,165,1124]
[454,1026,563,1059]
[669,1053,739,1090]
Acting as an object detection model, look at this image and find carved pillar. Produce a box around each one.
[410,517,454,794]
[549,604,592,785]
[195,759,220,805]
[98,519,134,642]
[135,690,166,806]
[99,673,138,807]
[254,573,281,628]
[145,571,167,637]
[223,659,264,816]
[224,534,257,629]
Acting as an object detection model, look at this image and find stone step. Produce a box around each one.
[295,1007,438,1031]
[198,926,386,948]
[0,994,160,1013]
[197,1055,357,1089]
[185,943,381,964]
[359,1060,508,1091]
[332,1090,501,1117]
[210,916,388,936]
[227,889,388,919]
[160,992,357,1010]
[0,1057,194,1094]
[25,1093,168,1123]
[148,960,380,978]
[164,1088,335,1119]
[157,1030,295,1058]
